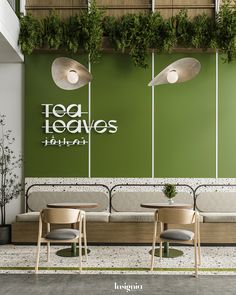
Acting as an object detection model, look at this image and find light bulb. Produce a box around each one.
[167,70,178,84]
[67,70,79,84]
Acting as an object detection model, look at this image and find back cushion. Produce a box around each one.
[111,192,193,212]
[196,192,236,212]
[27,191,109,212]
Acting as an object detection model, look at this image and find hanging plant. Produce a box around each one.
[43,10,64,49]
[18,0,236,66]
[174,10,193,47]
[64,15,82,53]
[149,12,176,53]
[192,14,217,50]
[79,1,104,62]
[104,13,152,68]
[18,14,43,55]
[216,0,236,62]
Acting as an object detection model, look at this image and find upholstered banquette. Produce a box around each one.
[12,184,195,243]
[12,184,236,244]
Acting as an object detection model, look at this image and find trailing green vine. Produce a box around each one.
[18,14,43,55]
[216,0,236,62]
[43,11,64,49]
[18,0,236,67]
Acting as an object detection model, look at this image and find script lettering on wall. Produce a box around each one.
[41,103,118,147]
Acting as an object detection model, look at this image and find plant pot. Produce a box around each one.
[0,225,11,245]
[168,198,174,205]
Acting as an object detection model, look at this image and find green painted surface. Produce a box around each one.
[91,54,152,177]
[154,53,216,177]
[219,57,236,177]
[25,54,89,177]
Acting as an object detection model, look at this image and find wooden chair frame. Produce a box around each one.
[35,208,87,273]
[151,208,201,277]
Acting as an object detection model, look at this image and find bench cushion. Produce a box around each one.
[201,213,236,223]
[45,229,80,240]
[27,192,109,212]
[196,192,236,212]
[16,212,109,223]
[111,192,193,212]
[160,229,194,241]
[110,212,154,223]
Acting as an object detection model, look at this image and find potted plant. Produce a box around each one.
[163,183,177,205]
[0,115,22,244]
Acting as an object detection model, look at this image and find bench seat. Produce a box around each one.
[200,212,236,223]
[16,212,110,223]
[109,212,154,223]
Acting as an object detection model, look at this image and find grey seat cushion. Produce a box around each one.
[45,229,80,240]
[160,229,194,241]
[110,212,154,223]
[201,213,236,223]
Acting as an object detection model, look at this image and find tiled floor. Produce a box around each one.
[0,245,236,275]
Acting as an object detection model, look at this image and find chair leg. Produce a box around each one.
[150,221,157,271]
[198,226,201,266]
[47,242,50,262]
[160,241,163,261]
[35,241,41,274]
[83,219,88,261]
[194,239,198,278]
[79,236,82,272]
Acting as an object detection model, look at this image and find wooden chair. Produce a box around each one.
[35,208,87,273]
[151,208,201,277]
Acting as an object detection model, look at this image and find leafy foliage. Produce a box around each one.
[192,14,217,50]
[64,15,82,53]
[216,0,236,62]
[149,12,176,53]
[163,184,177,199]
[0,115,22,226]
[79,1,104,62]
[43,11,64,49]
[18,14,43,55]
[18,0,236,67]
[174,10,193,47]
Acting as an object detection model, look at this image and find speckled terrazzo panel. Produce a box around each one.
[0,245,236,275]
[25,178,236,194]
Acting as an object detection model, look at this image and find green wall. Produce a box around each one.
[219,57,236,177]
[25,54,89,177]
[155,53,216,177]
[91,54,152,177]
[25,52,236,178]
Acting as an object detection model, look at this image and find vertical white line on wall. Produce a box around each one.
[88,0,91,178]
[216,51,219,179]
[215,0,219,178]
[152,53,155,178]
[88,58,91,178]
[151,0,155,178]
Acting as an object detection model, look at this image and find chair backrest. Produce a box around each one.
[41,208,81,224]
[157,208,195,225]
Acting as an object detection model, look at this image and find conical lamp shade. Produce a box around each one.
[51,57,93,90]
[148,58,201,87]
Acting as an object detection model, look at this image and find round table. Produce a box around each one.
[140,202,193,258]
[47,202,98,257]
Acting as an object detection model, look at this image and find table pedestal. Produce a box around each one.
[56,244,90,257]
[149,248,183,258]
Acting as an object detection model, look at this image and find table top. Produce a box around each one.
[47,202,99,209]
[140,203,193,209]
